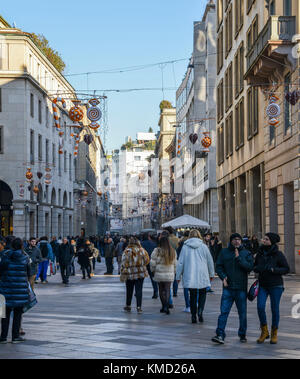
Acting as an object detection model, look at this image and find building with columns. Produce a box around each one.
[0,17,76,239]
[216,0,299,273]
[175,1,219,232]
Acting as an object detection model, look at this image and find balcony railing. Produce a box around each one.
[246,16,296,74]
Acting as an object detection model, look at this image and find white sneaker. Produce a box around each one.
[183,307,190,313]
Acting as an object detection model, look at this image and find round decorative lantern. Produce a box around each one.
[59,132,64,137]
[82,190,88,197]
[87,98,102,130]
[266,103,280,118]
[201,135,212,149]
[26,168,33,181]
[37,172,43,179]
[33,186,39,194]
[44,180,51,185]
[269,118,279,126]
[69,100,84,123]
[59,149,63,155]
[97,191,102,196]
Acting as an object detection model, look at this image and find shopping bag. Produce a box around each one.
[23,283,37,313]
[50,261,56,275]
[247,280,259,301]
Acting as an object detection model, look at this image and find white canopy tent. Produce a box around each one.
[161,214,210,230]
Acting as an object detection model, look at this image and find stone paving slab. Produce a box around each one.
[0,261,299,359]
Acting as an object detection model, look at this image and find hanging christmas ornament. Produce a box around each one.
[52,97,66,130]
[269,118,279,126]
[45,167,51,173]
[97,191,102,196]
[19,184,25,198]
[26,168,33,181]
[69,100,84,123]
[177,132,182,155]
[266,103,280,118]
[44,180,51,185]
[28,185,32,192]
[82,190,88,197]
[267,93,280,128]
[87,98,102,130]
[33,186,39,194]
[37,172,43,179]
[84,134,93,145]
[201,133,212,149]
[269,94,279,103]
[189,133,198,144]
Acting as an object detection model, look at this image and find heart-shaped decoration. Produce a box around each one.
[189,133,198,144]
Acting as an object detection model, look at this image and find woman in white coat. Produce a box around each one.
[176,229,215,323]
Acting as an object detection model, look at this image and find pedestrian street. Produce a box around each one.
[0,261,299,360]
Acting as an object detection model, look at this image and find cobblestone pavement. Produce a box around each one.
[0,260,300,359]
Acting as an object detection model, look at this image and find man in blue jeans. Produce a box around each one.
[212,233,253,344]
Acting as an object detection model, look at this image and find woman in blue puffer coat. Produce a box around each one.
[0,238,30,344]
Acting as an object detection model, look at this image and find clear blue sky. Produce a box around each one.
[1,0,207,152]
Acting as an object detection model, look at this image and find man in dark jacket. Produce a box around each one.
[104,238,115,275]
[212,233,254,345]
[50,236,60,265]
[57,238,74,285]
[24,237,42,290]
[141,233,158,298]
[77,239,93,279]
[0,238,30,344]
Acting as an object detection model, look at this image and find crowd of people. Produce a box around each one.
[0,228,290,347]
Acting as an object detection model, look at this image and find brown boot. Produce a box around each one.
[257,325,270,344]
[270,327,278,344]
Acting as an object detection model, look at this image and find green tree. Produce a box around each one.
[148,127,153,133]
[30,33,66,73]
[159,100,173,113]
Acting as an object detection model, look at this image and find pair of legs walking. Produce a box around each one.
[60,264,71,284]
[1,307,23,341]
[158,282,172,314]
[105,257,113,274]
[126,278,144,309]
[215,288,247,341]
[189,288,207,322]
[36,260,49,283]
[81,264,91,279]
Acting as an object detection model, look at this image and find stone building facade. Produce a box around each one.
[216,0,299,272]
[175,1,219,232]
[0,19,76,239]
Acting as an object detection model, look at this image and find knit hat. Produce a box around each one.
[230,233,242,243]
[266,232,280,245]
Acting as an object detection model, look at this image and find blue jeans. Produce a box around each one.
[169,289,173,305]
[173,279,178,296]
[36,260,49,282]
[257,286,284,329]
[184,288,190,308]
[147,265,158,296]
[216,288,247,339]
